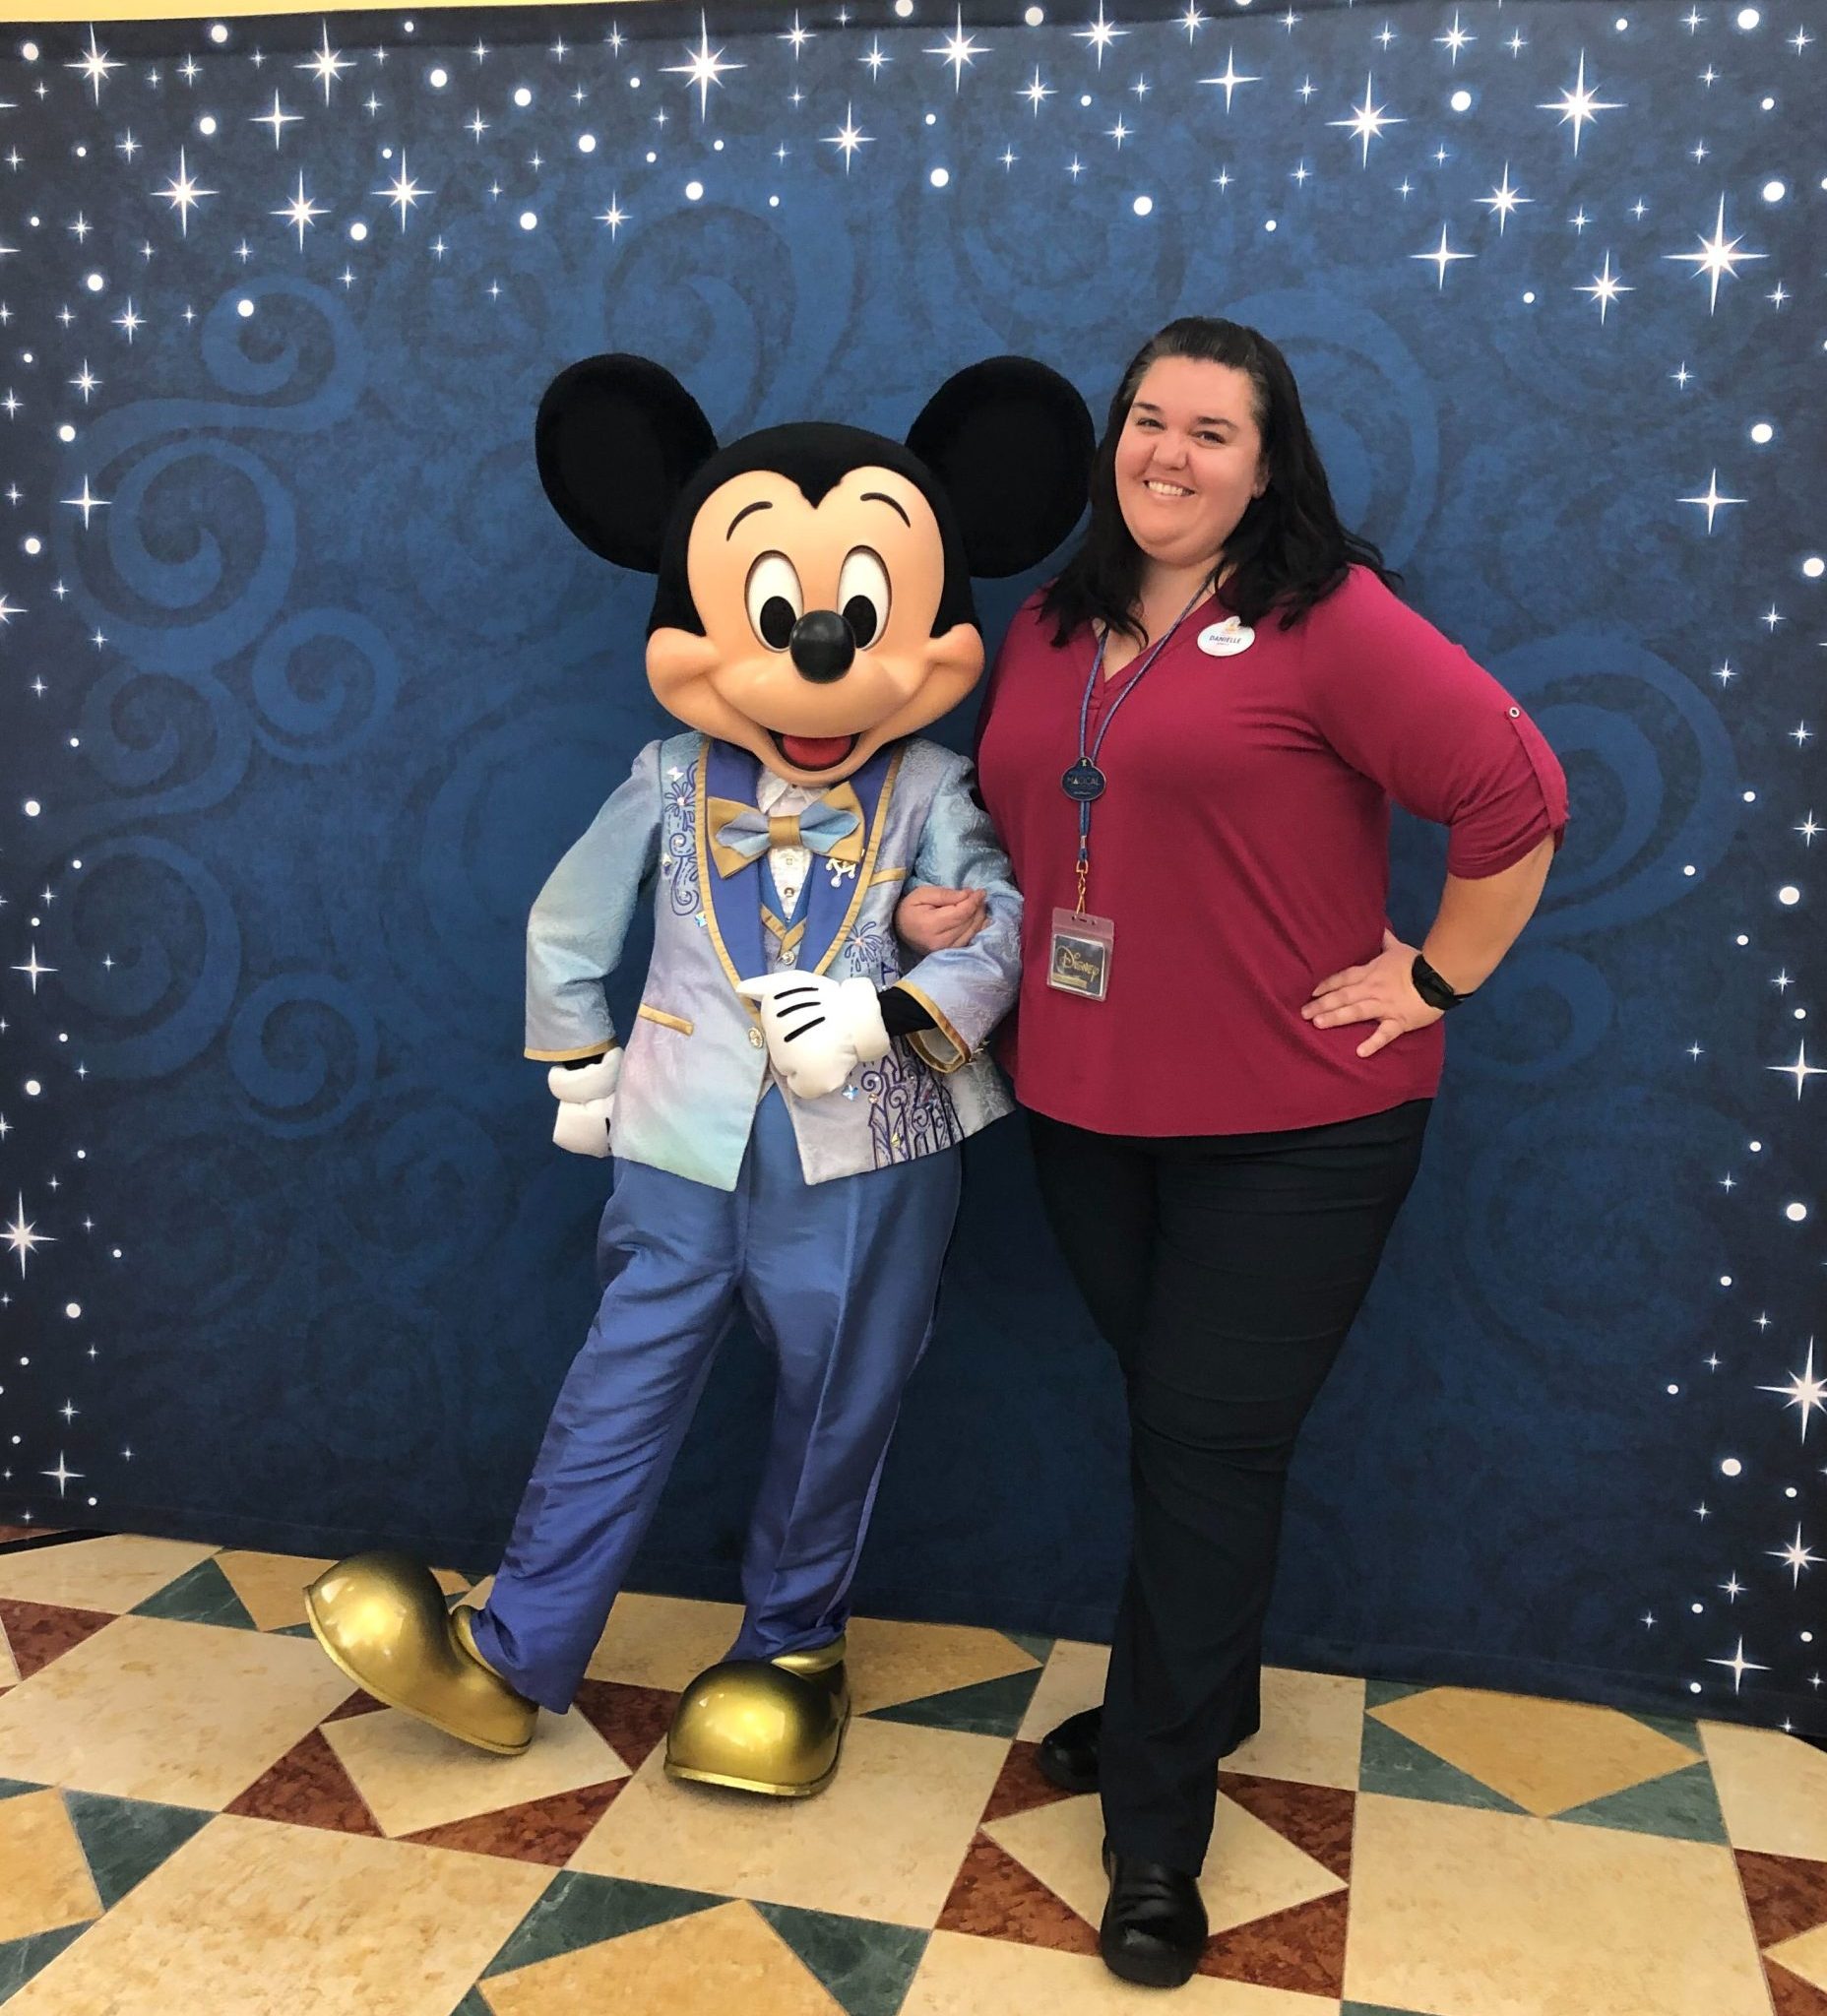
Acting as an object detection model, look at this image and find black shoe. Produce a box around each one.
[1037,1704,1101,1793]
[1099,1842,1208,1988]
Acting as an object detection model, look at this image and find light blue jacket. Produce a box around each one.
[526,730,1022,1190]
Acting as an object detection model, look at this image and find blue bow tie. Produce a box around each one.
[707,786,865,877]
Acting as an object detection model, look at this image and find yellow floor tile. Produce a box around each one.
[1225,1669,1365,1792]
[1345,1792,1772,2016]
[583,1591,747,1690]
[570,1715,1007,1927]
[985,1784,1344,1938]
[212,1551,337,1632]
[2,1814,549,2016]
[482,1900,843,2016]
[0,1614,352,1808]
[0,1788,103,1943]
[0,1536,219,1613]
[1369,1685,1698,1815]
[1770,1921,1827,1996]
[844,1617,1040,1715]
[1015,1639,1108,1745]
[1701,1719,1827,1859]
[0,1612,17,1687]
[901,1930,1334,2014]
[323,1703,628,1837]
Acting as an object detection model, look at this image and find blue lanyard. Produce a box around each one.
[1062,591,1205,910]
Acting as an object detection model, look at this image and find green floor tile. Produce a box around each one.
[865,1666,1041,1738]
[757,1904,928,2016]
[1623,1709,1706,1754]
[1363,1678,1430,1709]
[1001,1630,1055,1664]
[448,1991,492,2016]
[127,1558,258,1632]
[0,1779,42,1802]
[63,1790,214,1911]
[1357,1715,1526,1814]
[0,1922,89,2002]
[482,1871,720,1979]
[1555,1761,1729,1844]
[1342,2002,1437,2015]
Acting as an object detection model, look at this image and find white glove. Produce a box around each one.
[734,972,891,1101]
[548,1050,621,1159]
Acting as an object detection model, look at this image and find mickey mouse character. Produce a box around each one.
[305,354,1091,1796]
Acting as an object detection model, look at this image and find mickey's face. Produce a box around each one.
[645,464,984,788]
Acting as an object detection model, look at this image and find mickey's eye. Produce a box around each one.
[837,547,890,649]
[745,552,803,651]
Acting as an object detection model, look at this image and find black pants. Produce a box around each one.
[1027,1098,1431,1874]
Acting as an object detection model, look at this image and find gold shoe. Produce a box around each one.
[664,1637,850,1797]
[303,1550,536,1757]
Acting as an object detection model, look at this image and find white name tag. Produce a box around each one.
[1198,617,1255,658]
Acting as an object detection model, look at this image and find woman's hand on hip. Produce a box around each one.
[1302,928,1443,1059]
[895,883,988,954]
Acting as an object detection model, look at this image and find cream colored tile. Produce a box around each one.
[1345,1792,1771,2016]
[323,1703,627,1837]
[1770,1920,1827,1996]
[3,1813,549,2016]
[902,1930,1334,2015]
[0,1610,17,1687]
[571,1715,1006,1927]
[483,1900,842,2016]
[1370,1686,1698,1816]
[0,1613,351,1808]
[1701,1718,1827,1859]
[1016,1639,1108,1744]
[985,1785,1344,1938]
[212,1551,336,1632]
[845,1616,1040,1715]
[583,1590,747,1690]
[1225,1669,1364,1792]
[0,1788,102,1943]
[0,1536,218,1613]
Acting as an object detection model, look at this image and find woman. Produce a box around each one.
[898,317,1567,1989]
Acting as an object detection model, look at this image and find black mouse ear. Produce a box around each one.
[535,353,720,573]
[905,357,1094,579]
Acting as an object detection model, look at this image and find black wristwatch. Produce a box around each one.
[1412,953,1470,1012]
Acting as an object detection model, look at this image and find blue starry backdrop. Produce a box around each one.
[0,0,1821,1732]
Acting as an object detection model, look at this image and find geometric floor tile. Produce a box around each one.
[1703,1721,1827,1860]
[1357,1713,1526,1814]
[901,1930,1335,2013]
[936,1831,1101,1956]
[319,1703,628,1839]
[482,1870,724,1977]
[0,1815,553,2016]
[0,1615,354,1809]
[225,1729,384,1837]
[752,1903,930,2016]
[0,1787,103,1943]
[403,1783,626,1866]
[0,1601,116,1684]
[1368,1686,1700,1816]
[571,1680,680,1777]
[843,1618,1041,1718]
[0,1613,15,1688]
[479,1899,844,2016]
[1766,1960,1827,2016]
[865,1668,1041,1740]
[61,1789,214,1911]
[569,1720,1008,1928]
[1736,1848,1827,1949]
[1345,1793,1773,2016]
[582,1593,747,1693]
[1555,1759,1730,1844]
[0,1538,220,1614]
[128,1557,260,1632]
[1226,1669,1365,1792]
[1769,1922,1827,1997]
[1014,1640,1108,1746]
[0,1925,91,2005]
[209,1551,338,1634]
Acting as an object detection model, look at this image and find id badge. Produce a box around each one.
[1047,907,1114,1000]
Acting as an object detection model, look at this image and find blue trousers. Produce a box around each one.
[471,1091,962,1713]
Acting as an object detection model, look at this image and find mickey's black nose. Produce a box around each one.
[788,609,855,684]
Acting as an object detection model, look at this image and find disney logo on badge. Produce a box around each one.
[1197,616,1255,658]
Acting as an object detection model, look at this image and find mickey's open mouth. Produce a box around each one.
[767,729,859,772]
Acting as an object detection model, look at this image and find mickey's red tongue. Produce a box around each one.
[780,733,855,770]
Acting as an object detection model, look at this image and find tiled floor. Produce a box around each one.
[1,1530,1823,2015]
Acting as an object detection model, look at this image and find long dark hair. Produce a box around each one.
[1040,316,1400,645]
